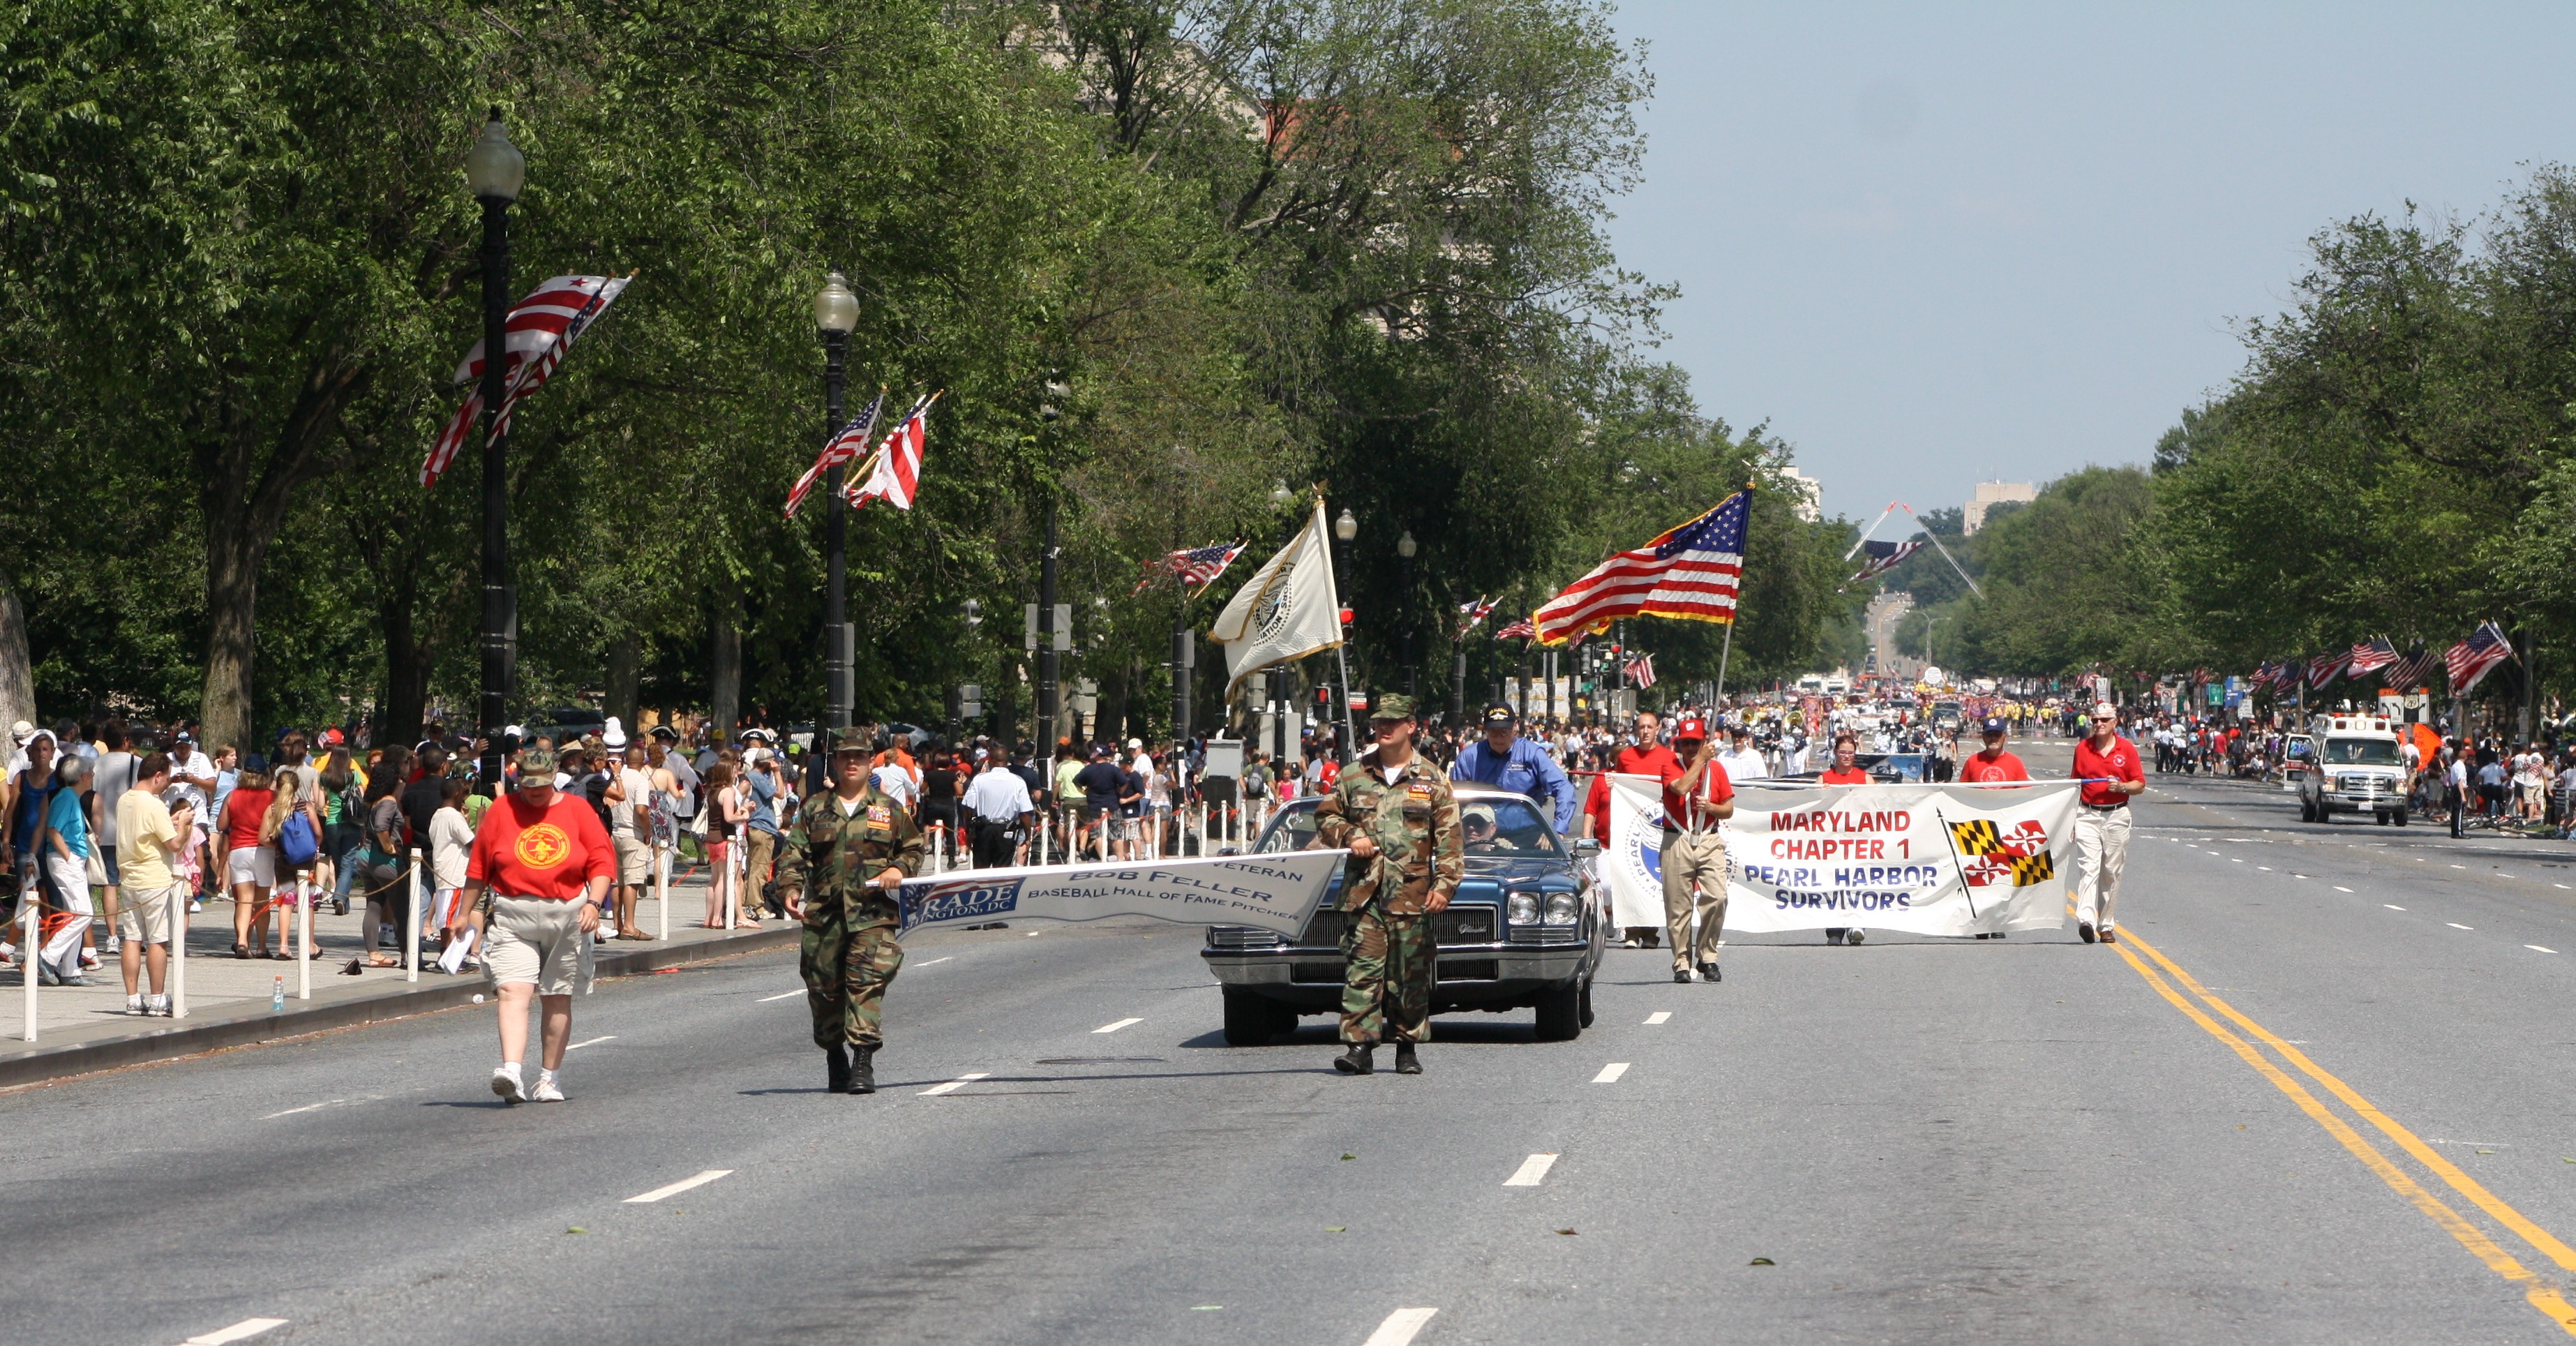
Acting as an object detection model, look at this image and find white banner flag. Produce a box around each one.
[1601,775,2079,936]
[891,851,1344,939]
[1208,498,1345,699]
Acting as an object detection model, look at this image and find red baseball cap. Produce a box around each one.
[1672,718,1708,742]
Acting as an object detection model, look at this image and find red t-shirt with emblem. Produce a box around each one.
[1585,742,1682,836]
[467,791,615,899]
[1659,751,1735,829]
[1958,750,2029,783]
[2072,735,2144,808]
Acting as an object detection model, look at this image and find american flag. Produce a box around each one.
[2346,637,2399,675]
[2252,660,2278,691]
[1131,542,1245,595]
[844,391,940,511]
[1843,537,1923,588]
[2305,652,2345,690]
[1534,488,1750,644]
[1624,653,1656,688]
[783,391,887,518]
[2446,621,2514,694]
[1496,617,1536,641]
[1455,596,1496,640]
[2379,647,2440,690]
[423,275,631,487]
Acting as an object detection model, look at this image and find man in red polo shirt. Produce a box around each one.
[464,747,614,1103]
[1584,710,1681,949]
[1957,717,2029,783]
[1659,718,1735,983]
[2071,705,2145,945]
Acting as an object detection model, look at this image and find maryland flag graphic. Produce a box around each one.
[1951,818,2055,888]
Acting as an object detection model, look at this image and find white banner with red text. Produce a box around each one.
[1600,774,2078,936]
[890,851,1345,940]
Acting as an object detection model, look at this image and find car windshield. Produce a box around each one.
[1255,795,1565,858]
[2324,737,2401,765]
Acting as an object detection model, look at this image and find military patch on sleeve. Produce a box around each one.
[1405,783,1432,804]
[867,805,892,826]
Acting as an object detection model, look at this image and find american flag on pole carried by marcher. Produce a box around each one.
[782,390,887,518]
[421,274,631,488]
[1624,653,1656,689]
[1534,487,1751,645]
[2446,621,2514,694]
[843,391,941,511]
[1496,616,1536,641]
[1455,596,1496,640]
[1131,542,1246,595]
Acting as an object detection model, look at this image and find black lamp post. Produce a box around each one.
[814,271,860,765]
[1396,529,1417,705]
[1035,377,1069,756]
[1333,506,1358,758]
[466,110,525,790]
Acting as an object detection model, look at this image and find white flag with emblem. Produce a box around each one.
[1209,498,1345,698]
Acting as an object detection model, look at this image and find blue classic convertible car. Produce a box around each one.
[1201,785,1608,1043]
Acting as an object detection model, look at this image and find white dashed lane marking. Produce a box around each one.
[2448,923,2476,931]
[183,1318,290,1345]
[1643,1011,1671,1025]
[2386,905,2406,911]
[756,989,802,1003]
[2530,946,2558,954]
[565,1035,615,1050]
[1093,1017,1143,1034]
[2335,887,2356,893]
[1362,1308,1440,1346]
[1504,1153,1559,1186]
[918,956,953,966]
[921,1072,992,1096]
[625,1169,733,1204]
[1592,1062,1631,1084]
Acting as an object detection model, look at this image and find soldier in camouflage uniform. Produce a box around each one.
[777,745,927,1094]
[1312,694,1465,1076]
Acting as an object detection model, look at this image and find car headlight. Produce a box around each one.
[1544,892,1580,926]
[1506,890,1541,925]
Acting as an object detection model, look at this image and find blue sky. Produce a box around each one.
[1603,2,2576,526]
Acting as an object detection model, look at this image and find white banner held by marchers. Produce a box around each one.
[1603,775,2078,936]
[892,851,1345,939]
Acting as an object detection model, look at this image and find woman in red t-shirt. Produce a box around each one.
[1816,733,1870,945]
[221,768,278,959]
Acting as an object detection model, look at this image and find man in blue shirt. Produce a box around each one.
[1449,703,1576,835]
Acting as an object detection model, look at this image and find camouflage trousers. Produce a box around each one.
[800,894,904,1049]
[1340,901,1433,1045]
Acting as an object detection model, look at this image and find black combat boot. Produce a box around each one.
[851,1045,878,1094]
[1393,1043,1422,1075]
[1333,1043,1375,1075]
[825,1044,851,1094]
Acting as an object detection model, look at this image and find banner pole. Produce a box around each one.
[1931,807,1981,922]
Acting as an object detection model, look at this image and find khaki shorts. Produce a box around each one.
[482,895,590,996]
[117,883,180,944]
[615,835,650,885]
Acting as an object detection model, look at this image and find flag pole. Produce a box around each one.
[1896,502,1983,598]
[1843,502,1900,562]
[1715,478,1758,703]
[1714,620,1736,703]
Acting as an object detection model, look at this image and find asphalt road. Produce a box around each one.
[15,741,2576,1345]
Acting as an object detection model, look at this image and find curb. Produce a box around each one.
[0,925,800,1092]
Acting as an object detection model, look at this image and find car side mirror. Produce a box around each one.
[1573,839,1601,859]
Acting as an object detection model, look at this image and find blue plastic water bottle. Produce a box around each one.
[271,975,285,1013]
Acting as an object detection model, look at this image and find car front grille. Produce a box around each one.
[1205,927,1281,951]
[1437,959,1499,982]
[1508,925,1585,947]
[1296,904,1500,948]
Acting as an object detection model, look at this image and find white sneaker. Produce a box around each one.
[125,994,144,1015]
[147,994,170,1017]
[188,900,203,913]
[530,1073,566,1103]
[491,1063,527,1105]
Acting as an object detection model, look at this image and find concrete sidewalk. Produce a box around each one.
[0,865,793,1091]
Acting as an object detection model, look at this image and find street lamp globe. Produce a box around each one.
[813,271,859,334]
[1396,530,1416,559]
[1335,508,1358,542]
[963,598,982,629]
[463,109,525,202]
[1270,481,1293,508]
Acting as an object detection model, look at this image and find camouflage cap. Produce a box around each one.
[516,747,559,779]
[1370,692,1417,721]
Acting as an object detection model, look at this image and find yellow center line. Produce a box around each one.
[2124,930,2576,1277]
[2109,937,2576,1336]
[2102,933,2576,1330]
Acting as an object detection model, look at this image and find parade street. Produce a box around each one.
[12,743,2576,1345]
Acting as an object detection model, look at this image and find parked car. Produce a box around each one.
[1201,785,1607,1045]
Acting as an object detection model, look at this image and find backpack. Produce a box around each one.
[278,809,320,867]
